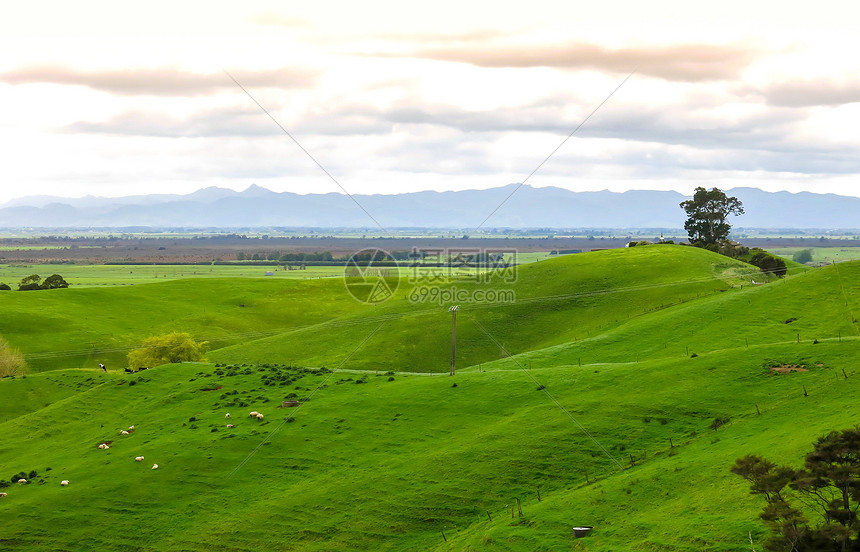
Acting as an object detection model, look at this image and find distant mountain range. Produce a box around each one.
[1,184,858,229]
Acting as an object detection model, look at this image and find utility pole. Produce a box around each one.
[449,305,460,376]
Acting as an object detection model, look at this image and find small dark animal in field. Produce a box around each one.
[99,363,106,372]
[124,368,135,374]
[138,367,148,371]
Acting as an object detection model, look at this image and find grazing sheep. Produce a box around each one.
[256,413,264,420]
[225,413,231,419]
[120,430,129,435]
[98,443,109,450]
[0,492,7,498]
[151,464,159,470]
[226,424,234,428]
[135,456,145,462]
[17,479,27,485]
[60,480,69,486]
[128,425,135,430]
[249,411,259,417]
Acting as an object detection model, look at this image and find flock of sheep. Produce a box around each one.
[0,411,267,500]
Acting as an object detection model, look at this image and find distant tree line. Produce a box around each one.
[0,274,69,291]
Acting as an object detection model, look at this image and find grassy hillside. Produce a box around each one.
[1,246,756,374]
[0,278,372,372]
[1,341,857,551]
[474,259,860,370]
[209,246,761,372]
[2,247,856,550]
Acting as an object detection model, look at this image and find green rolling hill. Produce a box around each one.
[2,246,858,551]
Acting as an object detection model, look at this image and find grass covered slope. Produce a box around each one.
[0,277,372,372]
[209,246,760,372]
[1,246,765,374]
[477,259,860,370]
[1,340,858,551]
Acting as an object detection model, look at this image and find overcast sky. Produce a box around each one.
[2,0,860,204]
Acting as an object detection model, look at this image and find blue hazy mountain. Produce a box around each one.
[0,185,857,229]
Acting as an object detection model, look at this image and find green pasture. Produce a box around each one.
[2,245,859,550]
[0,263,345,286]
[1,341,857,551]
[208,246,770,372]
[770,246,860,264]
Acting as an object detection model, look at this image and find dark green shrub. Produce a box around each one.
[749,251,787,277]
[792,249,813,263]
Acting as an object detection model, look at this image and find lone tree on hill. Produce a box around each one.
[732,427,860,551]
[680,187,744,245]
[127,332,207,369]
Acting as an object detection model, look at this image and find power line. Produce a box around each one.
[470,315,629,476]
[471,70,636,233]
[220,66,389,236]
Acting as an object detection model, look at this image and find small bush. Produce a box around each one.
[710,417,730,430]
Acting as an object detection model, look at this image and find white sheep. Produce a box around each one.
[249,411,259,417]
[120,430,129,435]
[256,413,264,420]
[0,492,7,498]
[17,479,27,485]
[60,480,69,486]
[128,425,135,430]
[98,443,109,450]
[225,413,231,419]
[135,456,145,462]
[226,424,234,429]
[151,464,159,470]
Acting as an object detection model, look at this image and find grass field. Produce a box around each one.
[0,263,346,286]
[2,245,858,551]
[770,246,860,264]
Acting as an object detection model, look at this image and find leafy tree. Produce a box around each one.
[680,187,744,245]
[732,427,860,551]
[17,274,42,291]
[0,336,27,377]
[41,274,69,289]
[793,249,814,264]
[127,332,207,369]
[0,283,10,291]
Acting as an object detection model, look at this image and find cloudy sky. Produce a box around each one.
[2,0,860,204]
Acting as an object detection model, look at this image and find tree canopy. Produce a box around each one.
[16,273,69,291]
[680,187,744,245]
[127,332,207,369]
[732,427,860,551]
